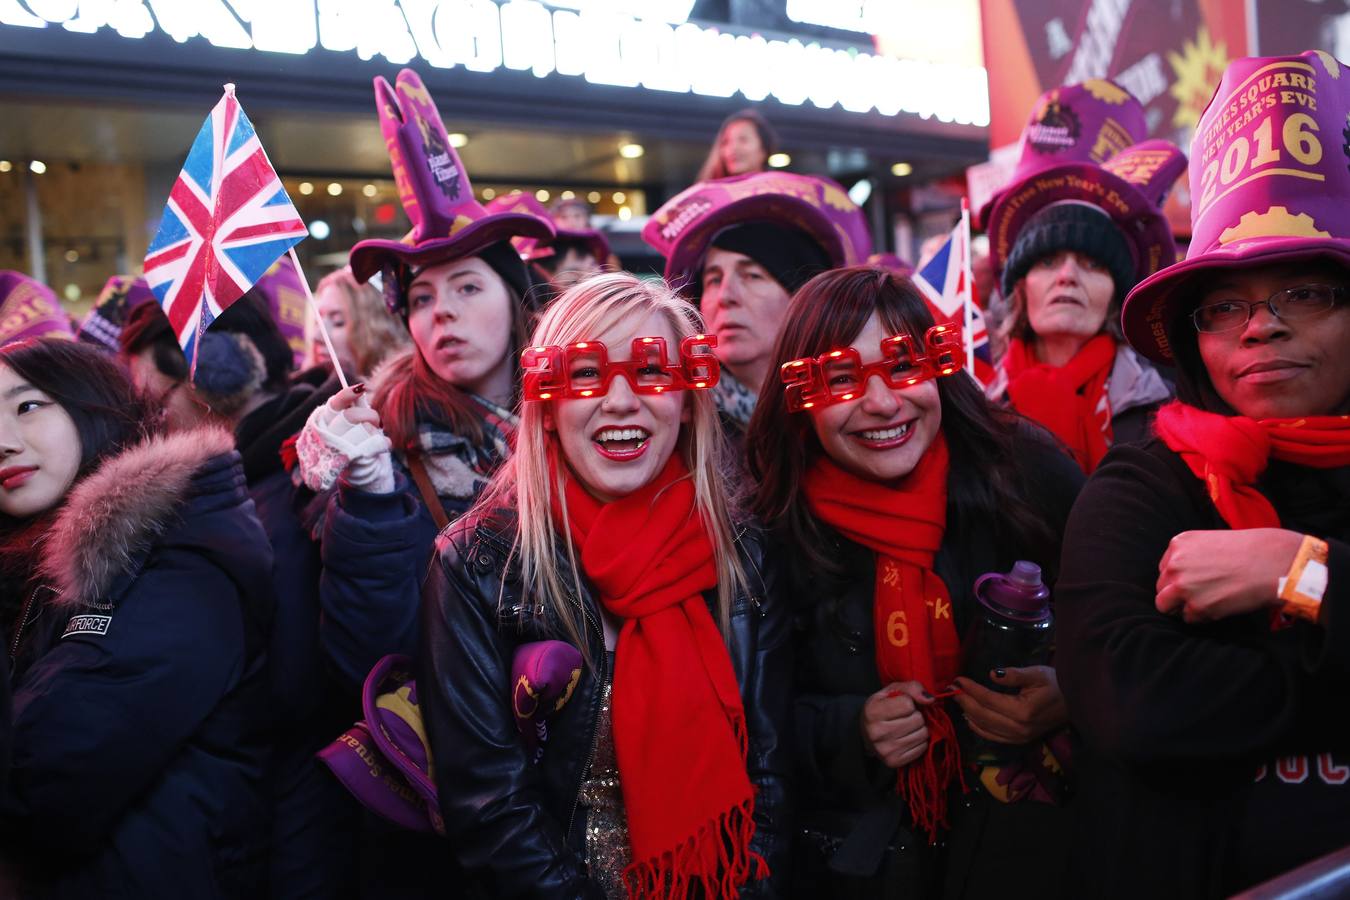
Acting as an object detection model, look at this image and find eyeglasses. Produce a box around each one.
[779,324,965,413]
[1191,284,1345,334]
[521,334,720,402]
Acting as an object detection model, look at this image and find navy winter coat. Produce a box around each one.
[1,427,273,899]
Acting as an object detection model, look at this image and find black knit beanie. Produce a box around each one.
[706,222,832,294]
[1001,201,1136,302]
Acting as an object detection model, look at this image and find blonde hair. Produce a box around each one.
[311,267,410,377]
[474,272,748,660]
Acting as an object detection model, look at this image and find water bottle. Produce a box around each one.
[959,561,1054,762]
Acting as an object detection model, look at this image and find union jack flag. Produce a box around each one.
[914,220,995,387]
[144,85,308,367]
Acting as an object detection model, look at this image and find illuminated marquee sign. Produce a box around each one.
[0,0,990,125]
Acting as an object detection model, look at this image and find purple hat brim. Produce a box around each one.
[1122,237,1350,365]
[660,197,852,292]
[360,655,440,809]
[349,212,554,283]
[985,159,1175,280]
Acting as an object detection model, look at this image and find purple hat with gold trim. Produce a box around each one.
[982,80,1187,292]
[77,275,155,351]
[0,272,73,346]
[1124,50,1350,363]
[641,172,871,292]
[252,256,308,364]
[485,193,610,264]
[348,69,554,289]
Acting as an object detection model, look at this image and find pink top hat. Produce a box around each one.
[641,172,871,292]
[0,272,74,346]
[981,80,1187,292]
[348,69,554,285]
[484,193,609,264]
[1123,50,1350,363]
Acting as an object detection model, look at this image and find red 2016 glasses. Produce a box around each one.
[521,334,720,402]
[780,324,965,413]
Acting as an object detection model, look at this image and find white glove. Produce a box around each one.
[296,397,395,494]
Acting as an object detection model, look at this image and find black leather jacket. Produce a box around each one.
[417,505,793,899]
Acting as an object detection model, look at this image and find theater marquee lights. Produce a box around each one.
[0,0,990,126]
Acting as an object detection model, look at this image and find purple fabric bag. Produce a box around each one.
[318,641,584,834]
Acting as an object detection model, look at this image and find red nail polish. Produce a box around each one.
[353,382,367,395]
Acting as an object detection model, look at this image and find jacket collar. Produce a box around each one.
[39,426,237,608]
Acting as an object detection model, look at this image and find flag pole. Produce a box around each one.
[960,198,975,379]
[288,246,350,390]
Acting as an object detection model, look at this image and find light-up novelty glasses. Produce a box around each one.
[780,324,965,412]
[521,334,720,402]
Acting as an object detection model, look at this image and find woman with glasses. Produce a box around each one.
[1056,51,1350,898]
[980,80,1187,472]
[417,273,791,899]
[746,266,1083,897]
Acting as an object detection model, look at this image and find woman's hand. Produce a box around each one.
[860,681,932,768]
[953,666,1067,745]
[296,384,395,493]
[1154,528,1303,624]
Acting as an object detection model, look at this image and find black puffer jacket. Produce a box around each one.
[417,505,793,899]
[1,427,273,899]
[785,425,1084,899]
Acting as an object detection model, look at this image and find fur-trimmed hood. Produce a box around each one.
[39,426,245,608]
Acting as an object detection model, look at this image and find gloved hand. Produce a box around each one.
[296,384,395,493]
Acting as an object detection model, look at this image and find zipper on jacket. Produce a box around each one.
[565,586,607,843]
[8,586,44,674]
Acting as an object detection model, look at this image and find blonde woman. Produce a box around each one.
[416,273,790,899]
[305,266,409,380]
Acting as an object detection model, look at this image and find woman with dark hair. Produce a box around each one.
[292,69,552,694]
[981,80,1187,473]
[0,339,273,898]
[1057,51,1350,898]
[747,266,1083,897]
[696,108,778,182]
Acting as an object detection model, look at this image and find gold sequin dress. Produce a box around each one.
[577,660,631,898]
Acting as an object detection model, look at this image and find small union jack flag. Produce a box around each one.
[914,220,995,387]
[144,84,308,367]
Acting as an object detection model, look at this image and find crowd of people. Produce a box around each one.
[0,48,1347,900]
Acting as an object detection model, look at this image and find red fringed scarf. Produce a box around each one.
[802,436,967,842]
[1153,401,1350,529]
[551,453,765,899]
[1003,334,1117,473]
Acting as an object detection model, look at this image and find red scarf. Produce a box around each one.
[1153,401,1350,529]
[1003,334,1117,472]
[552,453,764,899]
[802,436,966,841]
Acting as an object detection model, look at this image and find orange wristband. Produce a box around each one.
[1278,535,1329,623]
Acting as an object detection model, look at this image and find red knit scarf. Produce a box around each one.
[1153,401,1350,529]
[1004,334,1117,472]
[802,436,966,841]
[551,452,764,899]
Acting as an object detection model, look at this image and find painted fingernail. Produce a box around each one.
[921,690,935,700]
[993,668,1006,678]
[352,382,367,395]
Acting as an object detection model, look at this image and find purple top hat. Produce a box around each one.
[348,69,554,285]
[1124,50,1350,363]
[485,193,610,264]
[642,172,872,292]
[251,256,308,364]
[981,80,1187,291]
[0,271,74,346]
[77,275,156,351]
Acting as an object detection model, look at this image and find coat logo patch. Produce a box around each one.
[63,614,112,639]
